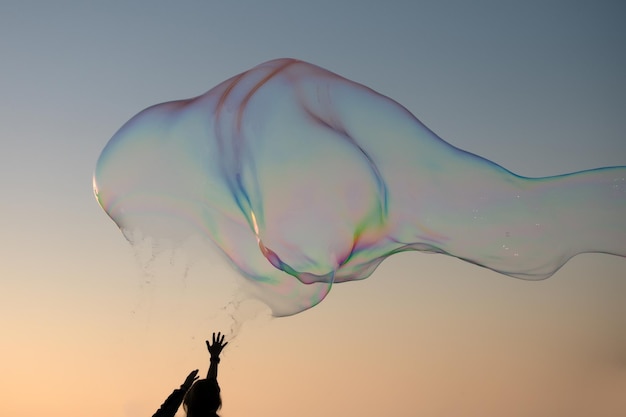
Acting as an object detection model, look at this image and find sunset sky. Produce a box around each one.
[2,1,625,416]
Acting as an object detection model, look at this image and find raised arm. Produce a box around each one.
[206,332,228,379]
[152,370,199,417]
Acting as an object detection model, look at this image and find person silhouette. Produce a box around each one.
[152,332,228,417]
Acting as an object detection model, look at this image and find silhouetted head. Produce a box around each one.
[183,378,222,417]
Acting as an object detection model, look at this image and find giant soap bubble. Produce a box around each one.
[94,58,626,316]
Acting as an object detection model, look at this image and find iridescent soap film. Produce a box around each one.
[94,59,626,316]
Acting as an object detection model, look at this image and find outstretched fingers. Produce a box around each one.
[206,331,228,356]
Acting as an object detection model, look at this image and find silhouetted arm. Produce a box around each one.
[206,332,228,379]
[152,370,199,417]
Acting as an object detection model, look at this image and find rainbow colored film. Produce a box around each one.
[94,59,626,316]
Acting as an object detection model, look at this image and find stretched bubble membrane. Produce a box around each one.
[94,58,626,316]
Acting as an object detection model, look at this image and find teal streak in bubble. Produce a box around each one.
[94,59,626,316]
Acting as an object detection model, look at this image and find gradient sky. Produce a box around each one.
[1,1,625,416]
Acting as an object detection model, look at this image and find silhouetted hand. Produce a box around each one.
[206,332,228,359]
[181,369,199,390]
